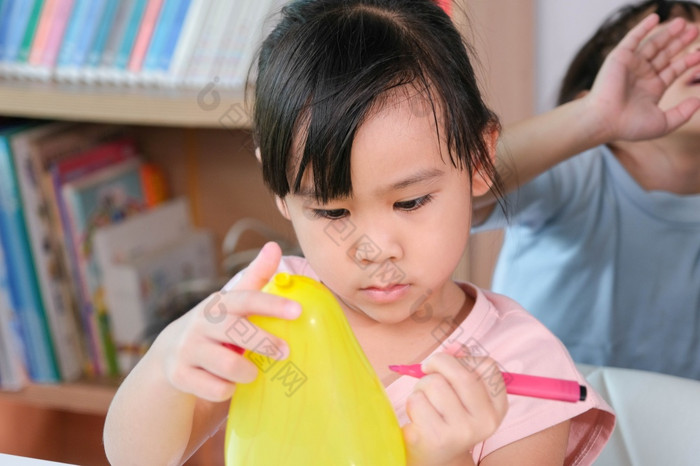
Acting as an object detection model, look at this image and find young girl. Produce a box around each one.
[474,1,700,380]
[103,1,643,464]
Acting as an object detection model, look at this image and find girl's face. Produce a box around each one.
[276,91,496,325]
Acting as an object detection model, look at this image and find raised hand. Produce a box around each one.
[589,13,700,141]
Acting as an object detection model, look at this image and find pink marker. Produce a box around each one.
[388,364,587,403]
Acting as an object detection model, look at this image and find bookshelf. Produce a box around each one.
[0,81,251,128]
[0,80,288,466]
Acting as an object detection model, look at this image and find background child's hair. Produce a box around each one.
[558,0,700,105]
[251,0,504,203]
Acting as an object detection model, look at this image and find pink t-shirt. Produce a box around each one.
[226,256,615,464]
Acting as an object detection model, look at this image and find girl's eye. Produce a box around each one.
[312,208,349,220]
[394,194,433,211]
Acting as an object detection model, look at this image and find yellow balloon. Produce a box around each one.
[225,273,406,465]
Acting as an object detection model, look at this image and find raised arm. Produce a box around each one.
[474,14,700,224]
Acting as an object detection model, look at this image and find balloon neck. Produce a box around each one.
[273,272,293,288]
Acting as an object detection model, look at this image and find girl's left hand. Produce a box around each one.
[402,353,509,466]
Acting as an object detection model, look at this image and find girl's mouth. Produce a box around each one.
[360,284,410,303]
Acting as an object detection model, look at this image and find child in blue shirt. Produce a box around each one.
[474,1,700,379]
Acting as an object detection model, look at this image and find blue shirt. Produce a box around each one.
[475,145,700,379]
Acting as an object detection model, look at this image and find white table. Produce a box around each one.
[0,454,76,466]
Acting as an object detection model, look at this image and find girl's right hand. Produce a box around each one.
[154,241,302,402]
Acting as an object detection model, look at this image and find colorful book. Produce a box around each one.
[50,135,137,376]
[16,0,46,63]
[10,123,87,382]
[82,0,119,76]
[36,0,75,79]
[60,158,148,377]
[54,0,101,80]
[141,0,178,74]
[0,124,60,383]
[157,0,190,72]
[0,0,36,65]
[95,0,135,82]
[27,0,58,67]
[110,0,147,82]
[0,241,30,391]
[127,0,164,73]
[0,0,17,62]
[24,123,128,375]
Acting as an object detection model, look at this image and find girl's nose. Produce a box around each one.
[347,226,404,269]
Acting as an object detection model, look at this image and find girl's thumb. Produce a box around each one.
[230,241,282,291]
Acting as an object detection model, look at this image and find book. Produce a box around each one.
[166,0,208,87]
[16,0,46,63]
[26,0,58,69]
[4,0,46,78]
[93,197,195,371]
[54,0,102,81]
[0,124,60,383]
[60,158,148,376]
[0,0,17,64]
[141,0,178,74]
[100,227,216,373]
[183,0,235,87]
[82,0,119,82]
[0,241,30,391]
[95,0,135,79]
[34,0,75,80]
[109,0,147,83]
[56,0,108,81]
[0,0,37,73]
[9,123,86,382]
[157,0,190,72]
[127,0,164,74]
[24,123,130,374]
[210,0,252,88]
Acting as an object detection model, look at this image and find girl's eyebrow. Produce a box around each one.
[295,168,445,200]
[385,168,444,193]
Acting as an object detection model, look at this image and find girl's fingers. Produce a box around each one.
[228,241,283,291]
[194,340,260,384]
[422,353,504,420]
[198,290,301,358]
[186,367,238,402]
[405,389,444,433]
[411,373,470,427]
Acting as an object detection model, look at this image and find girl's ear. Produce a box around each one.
[255,147,262,163]
[275,196,291,220]
[471,126,500,197]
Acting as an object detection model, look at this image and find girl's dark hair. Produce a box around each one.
[558,0,700,105]
[252,0,503,203]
